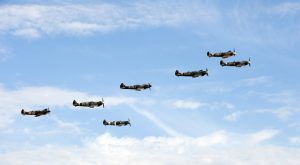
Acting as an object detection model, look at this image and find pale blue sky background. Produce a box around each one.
[0,0,300,164]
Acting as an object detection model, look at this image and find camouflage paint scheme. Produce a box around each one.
[220,58,251,67]
[21,108,50,117]
[207,50,236,58]
[103,119,131,127]
[120,83,152,91]
[175,69,208,78]
[73,99,104,108]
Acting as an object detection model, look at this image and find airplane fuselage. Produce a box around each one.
[207,51,236,58]
[220,60,250,67]
[175,70,208,78]
[21,109,50,117]
[120,83,151,91]
[73,100,104,108]
[103,120,131,126]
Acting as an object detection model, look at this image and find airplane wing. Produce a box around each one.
[222,56,228,59]
[35,114,42,117]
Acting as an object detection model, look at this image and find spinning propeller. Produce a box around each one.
[102,98,105,108]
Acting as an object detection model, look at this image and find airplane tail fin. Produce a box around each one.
[175,70,180,76]
[103,120,108,126]
[21,109,25,115]
[73,100,78,106]
[207,51,212,57]
[120,83,125,89]
[220,60,226,67]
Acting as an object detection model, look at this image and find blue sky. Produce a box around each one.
[0,0,300,164]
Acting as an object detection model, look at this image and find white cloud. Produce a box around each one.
[240,76,270,86]
[289,122,300,130]
[289,137,300,145]
[19,118,83,136]
[224,111,242,121]
[0,2,219,38]
[250,129,280,144]
[169,100,205,110]
[273,2,300,15]
[1,132,300,165]
[13,28,40,39]
[256,107,293,120]
[0,47,10,61]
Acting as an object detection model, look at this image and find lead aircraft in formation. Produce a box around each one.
[207,50,236,59]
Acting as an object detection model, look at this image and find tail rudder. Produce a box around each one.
[220,60,226,67]
[120,83,125,89]
[21,109,25,115]
[73,100,78,106]
[103,120,108,126]
[207,51,212,57]
[175,70,180,76]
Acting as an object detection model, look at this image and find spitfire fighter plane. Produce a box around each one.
[120,83,152,91]
[21,108,50,117]
[220,58,251,67]
[103,119,131,127]
[175,69,208,78]
[207,50,236,58]
[73,98,104,108]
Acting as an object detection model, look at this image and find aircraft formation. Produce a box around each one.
[21,49,251,127]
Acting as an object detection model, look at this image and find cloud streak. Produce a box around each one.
[0,2,219,38]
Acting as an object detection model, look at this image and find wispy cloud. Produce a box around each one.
[0,2,219,38]
[239,76,270,86]
[168,99,205,110]
[272,2,300,15]
[224,111,243,122]
[131,105,182,137]
[250,129,280,144]
[249,90,300,120]
[289,137,300,145]
[13,28,40,39]
[0,46,10,61]
[256,107,293,120]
